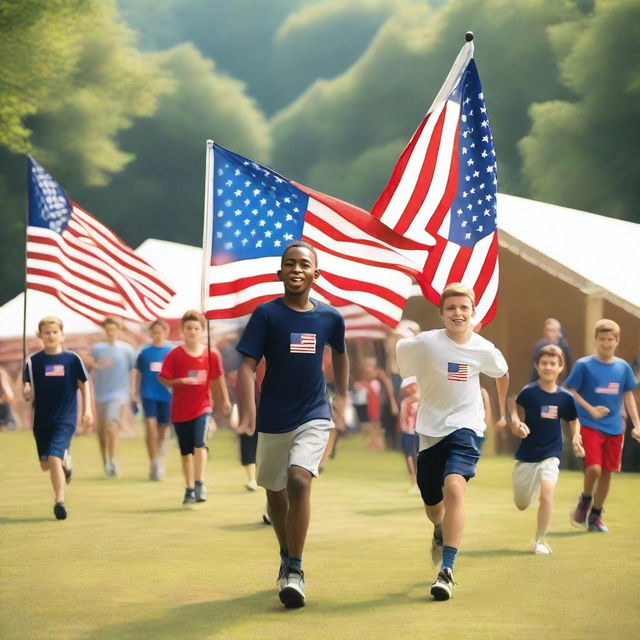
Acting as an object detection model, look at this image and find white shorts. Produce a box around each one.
[512,457,560,510]
[96,400,125,425]
[256,419,333,491]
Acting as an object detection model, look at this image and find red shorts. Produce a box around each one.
[581,425,624,472]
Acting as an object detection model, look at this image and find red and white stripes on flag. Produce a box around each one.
[27,156,175,324]
[371,41,500,326]
[338,304,390,341]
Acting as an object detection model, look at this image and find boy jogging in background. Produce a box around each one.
[23,317,92,519]
[566,319,640,532]
[159,310,231,505]
[236,241,349,609]
[510,345,584,554]
[134,319,172,481]
[396,283,509,601]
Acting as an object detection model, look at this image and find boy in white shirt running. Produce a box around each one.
[396,283,509,600]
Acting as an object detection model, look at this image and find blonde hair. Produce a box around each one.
[439,282,476,312]
[594,319,620,339]
[181,310,205,329]
[535,344,564,367]
[37,316,64,333]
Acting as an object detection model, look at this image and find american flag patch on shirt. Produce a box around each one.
[447,362,469,381]
[595,382,619,395]
[149,362,162,373]
[45,364,65,377]
[290,333,316,354]
[541,405,558,419]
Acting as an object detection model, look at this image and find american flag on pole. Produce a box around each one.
[371,39,499,326]
[447,362,469,381]
[27,156,175,324]
[202,142,431,327]
[541,405,559,419]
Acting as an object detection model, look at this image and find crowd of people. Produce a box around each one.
[2,241,640,608]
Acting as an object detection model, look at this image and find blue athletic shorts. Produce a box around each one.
[33,422,75,461]
[174,412,210,456]
[141,398,171,424]
[401,432,419,457]
[416,428,484,506]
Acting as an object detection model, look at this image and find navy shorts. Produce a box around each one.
[174,412,210,456]
[33,422,75,461]
[401,432,418,457]
[141,398,171,424]
[416,428,484,506]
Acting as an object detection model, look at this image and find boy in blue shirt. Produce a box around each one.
[236,241,349,609]
[510,345,584,553]
[23,316,92,519]
[566,319,640,532]
[134,319,173,481]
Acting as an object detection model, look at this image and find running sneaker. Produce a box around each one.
[570,494,592,528]
[194,482,207,502]
[245,480,258,492]
[53,502,67,520]
[63,454,73,484]
[104,461,115,477]
[430,568,454,601]
[431,524,444,568]
[279,568,305,608]
[588,513,609,532]
[277,560,288,592]
[149,460,158,481]
[183,488,196,505]
[532,540,552,554]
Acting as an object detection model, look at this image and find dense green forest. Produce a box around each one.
[1,0,638,304]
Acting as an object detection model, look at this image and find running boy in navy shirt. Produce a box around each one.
[236,241,349,609]
[23,316,92,520]
[566,319,640,532]
[510,345,584,554]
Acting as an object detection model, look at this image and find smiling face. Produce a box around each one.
[441,295,474,339]
[278,245,319,297]
[595,331,618,361]
[535,354,563,384]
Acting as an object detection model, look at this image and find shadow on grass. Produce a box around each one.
[112,507,190,515]
[0,516,54,525]
[546,530,585,537]
[217,522,271,532]
[463,548,532,557]
[356,506,417,517]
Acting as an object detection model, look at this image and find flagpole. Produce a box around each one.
[201,140,215,378]
[22,152,31,368]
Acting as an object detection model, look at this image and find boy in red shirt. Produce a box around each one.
[159,310,231,504]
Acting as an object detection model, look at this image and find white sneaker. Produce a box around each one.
[532,540,552,555]
[149,460,158,481]
[430,568,454,601]
[245,480,258,491]
[279,568,305,608]
[277,561,288,592]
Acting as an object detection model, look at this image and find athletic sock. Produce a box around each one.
[288,556,302,572]
[590,507,602,517]
[195,480,203,486]
[441,546,458,572]
[580,492,592,502]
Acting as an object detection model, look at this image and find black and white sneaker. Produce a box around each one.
[430,568,454,600]
[276,560,288,592]
[183,488,196,505]
[279,568,305,608]
[53,501,67,520]
[431,524,443,567]
[194,481,207,502]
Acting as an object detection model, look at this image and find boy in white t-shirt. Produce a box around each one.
[396,283,509,600]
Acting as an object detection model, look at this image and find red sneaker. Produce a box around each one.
[570,495,591,528]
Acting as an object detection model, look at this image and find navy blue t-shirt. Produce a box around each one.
[24,350,88,427]
[236,297,345,433]
[515,382,578,462]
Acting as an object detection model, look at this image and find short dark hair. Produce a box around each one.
[149,319,169,332]
[181,310,205,329]
[281,241,318,267]
[101,315,123,329]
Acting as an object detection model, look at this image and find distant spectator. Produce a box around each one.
[530,318,571,382]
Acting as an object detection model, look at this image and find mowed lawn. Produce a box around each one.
[1,428,639,640]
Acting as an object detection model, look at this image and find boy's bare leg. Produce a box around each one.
[583,464,601,496]
[424,500,444,525]
[441,474,466,548]
[405,455,417,485]
[96,418,108,464]
[267,488,289,550]
[244,463,256,484]
[536,480,554,540]
[285,466,313,558]
[593,469,612,509]
[193,446,207,483]
[48,456,66,502]
[144,417,159,461]
[106,420,119,461]
[181,454,194,487]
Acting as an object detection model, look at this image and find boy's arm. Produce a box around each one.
[0,369,14,403]
[494,373,509,429]
[377,367,399,415]
[331,349,349,428]
[568,418,584,457]
[78,379,93,429]
[623,391,640,442]
[508,397,529,438]
[566,387,610,420]
[237,356,258,436]
[210,375,232,419]
[132,369,141,403]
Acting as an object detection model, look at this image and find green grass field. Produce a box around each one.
[1,428,639,640]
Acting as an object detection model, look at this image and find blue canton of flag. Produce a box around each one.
[28,160,72,233]
[449,60,497,248]
[212,146,306,265]
[447,362,469,381]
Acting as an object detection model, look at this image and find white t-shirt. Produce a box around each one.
[396,329,508,439]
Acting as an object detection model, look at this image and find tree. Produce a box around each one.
[520,0,640,222]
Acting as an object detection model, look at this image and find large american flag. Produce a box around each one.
[203,143,431,327]
[371,41,499,326]
[27,156,175,324]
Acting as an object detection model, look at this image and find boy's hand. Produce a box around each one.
[572,434,585,458]
[332,392,346,426]
[512,420,529,439]
[23,383,32,402]
[588,405,610,419]
[631,426,640,443]
[495,416,507,430]
[83,412,94,429]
